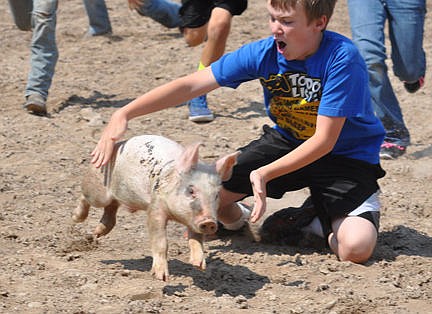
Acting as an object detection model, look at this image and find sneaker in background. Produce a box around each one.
[188,94,214,122]
[23,93,47,116]
[380,141,406,160]
[404,76,424,94]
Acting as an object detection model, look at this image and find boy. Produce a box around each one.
[91,0,386,263]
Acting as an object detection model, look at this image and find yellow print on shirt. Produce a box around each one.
[260,72,322,140]
[270,97,319,140]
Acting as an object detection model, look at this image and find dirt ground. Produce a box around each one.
[1,0,431,313]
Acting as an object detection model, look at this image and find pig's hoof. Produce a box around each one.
[72,198,90,222]
[71,206,89,223]
[71,213,86,223]
[190,258,206,271]
[151,267,169,281]
[93,223,113,237]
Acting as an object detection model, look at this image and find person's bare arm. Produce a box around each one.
[249,115,346,223]
[91,67,219,167]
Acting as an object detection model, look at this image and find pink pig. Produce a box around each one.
[72,135,239,281]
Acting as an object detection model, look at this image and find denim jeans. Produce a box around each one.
[347,0,426,146]
[82,0,181,35]
[82,0,111,35]
[24,0,59,101]
[7,0,33,31]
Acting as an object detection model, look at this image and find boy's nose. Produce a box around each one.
[270,21,282,34]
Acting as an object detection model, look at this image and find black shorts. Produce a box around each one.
[180,0,248,28]
[223,125,386,230]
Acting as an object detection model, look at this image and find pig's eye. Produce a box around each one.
[187,185,197,198]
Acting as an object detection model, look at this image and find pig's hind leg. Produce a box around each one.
[72,195,91,223]
[93,200,119,237]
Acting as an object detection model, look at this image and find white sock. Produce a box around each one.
[222,203,251,231]
[301,216,324,238]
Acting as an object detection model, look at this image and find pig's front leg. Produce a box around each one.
[187,229,206,270]
[147,210,169,281]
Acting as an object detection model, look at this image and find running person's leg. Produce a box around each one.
[180,0,247,122]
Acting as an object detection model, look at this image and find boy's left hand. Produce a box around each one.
[249,169,267,223]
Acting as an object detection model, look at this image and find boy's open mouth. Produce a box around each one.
[276,40,286,52]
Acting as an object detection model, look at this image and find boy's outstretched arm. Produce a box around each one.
[91,67,219,168]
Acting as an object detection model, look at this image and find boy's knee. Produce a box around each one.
[338,247,373,264]
[337,236,376,263]
[182,28,207,47]
[329,216,378,263]
[207,21,231,42]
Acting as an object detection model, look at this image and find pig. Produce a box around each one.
[72,135,239,281]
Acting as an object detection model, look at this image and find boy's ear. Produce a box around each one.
[315,15,328,31]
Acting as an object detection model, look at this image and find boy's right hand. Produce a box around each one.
[91,111,128,168]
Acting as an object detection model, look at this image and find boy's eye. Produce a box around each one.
[269,16,291,26]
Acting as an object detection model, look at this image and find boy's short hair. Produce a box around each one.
[269,0,337,26]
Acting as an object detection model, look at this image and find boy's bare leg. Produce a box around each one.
[200,7,232,66]
[182,24,208,47]
[182,8,232,64]
[218,187,247,226]
[328,216,378,263]
[190,8,233,122]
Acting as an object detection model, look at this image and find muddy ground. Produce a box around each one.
[0,0,431,313]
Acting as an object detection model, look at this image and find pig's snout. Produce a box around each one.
[198,219,218,234]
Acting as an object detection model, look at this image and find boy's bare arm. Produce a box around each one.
[91,68,219,168]
[249,115,346,222]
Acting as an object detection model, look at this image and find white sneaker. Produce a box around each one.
[222,202,251,231]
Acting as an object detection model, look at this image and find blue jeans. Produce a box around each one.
[82,0,181,35]
[7,0,33,31]
[25,0,59,100]
[347,0,426,146]
[82,0,111,35]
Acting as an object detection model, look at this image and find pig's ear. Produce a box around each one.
[176,142,201,173]
[215,151,240,181]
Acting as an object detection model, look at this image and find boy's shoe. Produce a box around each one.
[404,76,424,93]
[379,141,406,160]
[259,197,317,246]
[214,221,248,237]
[23,94,47,116]
[188,95,214,123]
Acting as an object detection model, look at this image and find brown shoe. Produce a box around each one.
[23,94,47,115]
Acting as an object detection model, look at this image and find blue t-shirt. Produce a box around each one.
[211,31,385,164]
